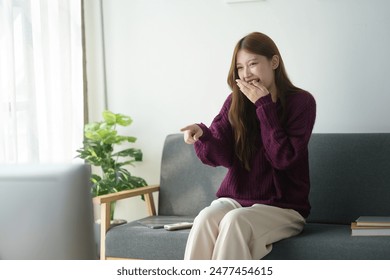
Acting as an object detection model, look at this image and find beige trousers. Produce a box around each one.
[184,197,305,260]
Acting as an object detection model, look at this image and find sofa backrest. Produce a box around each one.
[158,134,226,216]
[158,133,390,224]
[307,133,390,224]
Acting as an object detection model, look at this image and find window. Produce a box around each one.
[0,0,84,163]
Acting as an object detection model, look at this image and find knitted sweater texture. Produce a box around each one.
[194,91,316,218]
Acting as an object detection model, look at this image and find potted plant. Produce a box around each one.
[76,110,147,221]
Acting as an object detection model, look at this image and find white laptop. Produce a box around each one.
[0,164,97,259]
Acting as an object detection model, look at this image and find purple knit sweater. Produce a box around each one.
[194,91,316,218]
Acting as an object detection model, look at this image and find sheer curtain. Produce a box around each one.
[0,0,84,163]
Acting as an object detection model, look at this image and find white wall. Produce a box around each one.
[86,0,390,220]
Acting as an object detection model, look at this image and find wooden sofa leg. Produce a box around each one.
[100,202,110,260]
[145,193,157,216]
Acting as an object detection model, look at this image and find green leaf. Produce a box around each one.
[99,129,117,143]
[113,148,142,161]
[116,160,136,168]
[102,110,116,125]
[91,174,101,183]
[102,110,133,127]
[84,122,100,132]
[116,114,133,126]
[113,135,130,144]
[128,176,148,187]
[126,136,137,143]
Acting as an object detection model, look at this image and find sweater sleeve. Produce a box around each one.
[193,95,234,168]
[255,91,316,170]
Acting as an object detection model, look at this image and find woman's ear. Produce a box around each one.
[271,55,279,70]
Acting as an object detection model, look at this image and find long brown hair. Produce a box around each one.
[227,32,301,170]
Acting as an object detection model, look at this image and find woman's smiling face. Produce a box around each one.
[236,49,278,93]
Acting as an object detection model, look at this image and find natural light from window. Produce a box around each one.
[0,0,84,163]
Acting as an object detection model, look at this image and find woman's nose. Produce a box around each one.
[242,67,253,79]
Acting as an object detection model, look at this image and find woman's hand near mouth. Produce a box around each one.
[235,79,270,104]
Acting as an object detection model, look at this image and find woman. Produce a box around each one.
[181,32,316,260]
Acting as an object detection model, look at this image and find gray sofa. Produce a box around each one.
[94,133,390,260]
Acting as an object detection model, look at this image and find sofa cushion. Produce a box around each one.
[107,221,390,260]
[106,217,194,260]
[264,223,390,260]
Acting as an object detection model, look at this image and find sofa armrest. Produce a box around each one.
[93,185,160,260]
[93,184,160,213]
